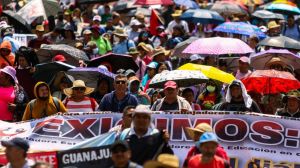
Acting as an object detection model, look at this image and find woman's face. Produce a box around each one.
[147,68,156,78]
[98,80,109,95]
[18,56,29,68]
[158,64,167,73]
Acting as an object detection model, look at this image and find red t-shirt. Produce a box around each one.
[188,155,226,168]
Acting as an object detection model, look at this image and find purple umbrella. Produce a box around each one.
[67,67,115,88]
[250,49,300,70]
[87,53,139,73]
[183,37,253,55]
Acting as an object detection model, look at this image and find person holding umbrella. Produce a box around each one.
[276,90,300,118]
[28,25,51,50]
[282,15,300,41]
[167,10,189,34]
[235,56,252,80]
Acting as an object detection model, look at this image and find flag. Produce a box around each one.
[150,9,164,36]
[17,0,47,24]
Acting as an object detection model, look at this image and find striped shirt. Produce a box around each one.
[63,97,99,113]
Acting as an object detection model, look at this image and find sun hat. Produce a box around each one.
[1,137,29,152]
[267,21,280,29]
[185,123,213,139]
[133,104,152,117]
[113,27,128,37]
[127,47,140,55]
[164,81,177,90]
[283,90,300,103]
[138,42,153,53]
[152,47,171,58]
[197,132,218,147]
[36,25,45,32]
[239,56,250,64]
[0,66,18,84]
[64,80,95,97]
[130,19,142,26]
[144,154,179,168]
[265,57,286,68]
[171,10,182,17]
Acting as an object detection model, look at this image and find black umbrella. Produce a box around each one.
[258,36,300,50]
[113,0,137,13]
[33,61,75,83]
[36,44,89,66]
[88,53,139,73]
[1,10,31,33]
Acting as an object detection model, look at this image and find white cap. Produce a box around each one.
[190,54,204,62]
[93,15,102,22]
[130,19,142,26]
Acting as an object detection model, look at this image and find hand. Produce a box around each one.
[8,103,16,112]
[162,129,170,142]
[29,67,36,73]
[79,60,87,67]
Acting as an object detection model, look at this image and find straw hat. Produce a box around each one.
[138,42,153,53]
[64,80,94,97]
[144,154,179,168]
[267,21,280,29]
[265,57,286,68]
[185,123,213,139]
[113,27,128,37]
[171,10,182,17]
[127,47,139,55]
[152,47,171,58]
[36,25,45,32]
[283,90,300,103]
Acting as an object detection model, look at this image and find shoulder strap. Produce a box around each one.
[126,40,130,51]
[89,97,96,111]
[29,99,36,119]
[52,97,60,112]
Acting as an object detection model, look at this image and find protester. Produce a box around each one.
[128,76,150,105]
[100,74,138,112]
[113,27,136,54]
[265,57,287,71]
[110,106,135,135]
[0,40,15,68]
[28,25,51,50]
[141,61,158,89]
[1,137,33,168]
[282,15,300,41]
[267,21,281,37]
[127,47,146,80]
[144,154,179,168]
[51,72,73,101]
[110,140,142,168]
[0,66,28,122]
[90,78,112,104]
[188,132,230,168]
[91,25,111,55]
[128,19,142,41]
[151,81,192,112]
[198,80,222,110]
[213,80,261,112]
[63,80,98,113]
[235,56,252,80]
[167,10,189,34]
[119,105,173,165]
[22,82,67,120]
[181,88,201,111]
[183,123,229,168]
[276,90,300,118]
[190,54,204,65]
[137,42,153,65]
[1,26,20,53]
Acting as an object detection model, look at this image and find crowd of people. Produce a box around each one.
[0,0,300,167]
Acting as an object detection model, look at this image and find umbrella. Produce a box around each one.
[178,63,235,84]
[210,1,248,15]
[33,61,75,83]
[113,0,137,13]
[183,37,253,55]
[149,70,208,88]
[174,0,199,9]
[266,3,300,15]
[67,67,115,88]
[213,22,266,39]
[36,44,89,66]
[258,36,300,50]
[241,70,300,94]
[251,10,284,20]
[1,10,31,33]
[250,49,300,70]
[17,0,61,24]
[127,7,151,17]
[88,53,139,73]
[180,9,224,24]
[134,0,173,5]
[172,37,199,58]
[78,0,118,4]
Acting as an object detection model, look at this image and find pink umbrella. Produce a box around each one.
[182,37,253,55]
[134,0,173,5]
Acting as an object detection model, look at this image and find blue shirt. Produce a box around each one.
[112,40,136,54]
[99,91,138,112]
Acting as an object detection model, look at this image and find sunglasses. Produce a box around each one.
[0,49,10,53]
[72,87,86,91]
[115,80,126,85]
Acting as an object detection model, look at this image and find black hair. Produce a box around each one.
[156,62,170,72]
[14,46,39,67]
[123,105,136,114]
[137,30,152,44]
[182,88,194,96]
[172,25,186,37]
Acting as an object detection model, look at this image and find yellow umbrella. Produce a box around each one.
[178,63,235,84]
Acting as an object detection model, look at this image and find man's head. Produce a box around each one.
[164,81,178,100]
[247,35,259,49]
[284,90,300,113]
[35,25,45,38]
[267,21,281,36]
[287,15,295,27]
[83,29,92,42]
[238,56,250,73]
[181,88,194,104]
[114,74,128,94]
[197,132,218,158]
[110,141,131,168]
[229,80,243,100]
[91,26,101,39]
[122,106,135,128]
[130,19,141,32]
[92,15,102,26]
[35,82,50,100]
[1,138,29,162]
[265,57,286,71]
[172,10,182,22]
[128,76,140,93]
[64,80,94,99]
[132,105,152,132]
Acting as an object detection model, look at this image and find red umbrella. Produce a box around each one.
[134,0,173,5]
[241,70,300,94]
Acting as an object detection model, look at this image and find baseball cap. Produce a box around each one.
[190,54,204,62]
[239,56,250,64]
[1,137,29,152]
[83,29,92,35]
[110,141,130,153]
[164,81,177,90]
[198,132,218,145]
[36,25,44,32]
[53,54,66,62]
[130,19,141,26]
[93,15,102,22]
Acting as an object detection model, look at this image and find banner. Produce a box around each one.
[57,145,113,168]
[13,34,36,47]
[1,112,300,167]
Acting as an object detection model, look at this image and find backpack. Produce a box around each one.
[29,97,60,119]
[64,97,96,111]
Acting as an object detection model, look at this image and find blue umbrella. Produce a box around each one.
[266,3,300,15]
[174,0,199,9]
[214,22,266,39]
[181,9,224,24]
